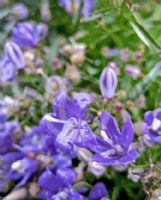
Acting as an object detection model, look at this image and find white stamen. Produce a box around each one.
[115,144,124,153]
[100,130,113,145]
[42,114,66,123]
[100,149,115,158]
[11,160,24,173]
[151,118,161,131]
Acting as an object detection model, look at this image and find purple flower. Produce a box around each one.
[87,111,138,165]
[100,67,118,99]
[38,169,84,200]
[11,3,29,19]
[7,157,38,188]
[5,41,25,70]
[125,65,142,79]
[12,22,48,48]
[0,117,19,153]
[0,56,16,82]
[0,41,25,82]
[41,92,95,154]
[89,182,108,200]
[59,0,96,17]
[20,126,55,154]
[143,110,161,143]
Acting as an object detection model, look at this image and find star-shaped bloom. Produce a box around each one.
[143,110,161,143]
[82,111,138,166]
[38,169,84,200]
[41,92,95,154]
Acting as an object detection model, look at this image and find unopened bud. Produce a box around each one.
[65,65,80,83]
[100,67,117,99]
[88,161,106,177]
[125,65,142,79]
[70,51,85,65]
[77,147,93,162]
[5,41,25,69]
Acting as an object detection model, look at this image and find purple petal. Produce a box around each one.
[0,56,16,82]
[100,111,120,143]
[71,92,93,119]
[89,182,108,200]
[92,154,117,165]
[53,92,72,120]
[119,149,138,164]
[56,168,77,185]
[82,0,96,17]
[73,122,97,150]
[144,111,153,125]
[38,170,65,194]
[156,111,161,120]
[120,117,134,150]
[40,113,63,136]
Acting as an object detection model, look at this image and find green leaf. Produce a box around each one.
[73,181,91,190]
[130,20,161,52]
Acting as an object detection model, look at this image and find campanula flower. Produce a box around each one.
[86,111,138,165]
[100,67,118,99]
[59,0,96,17]
[143,110,161,143]
[41,92,95,154]
[7,157,38,188]
[12,22,48,48]
[89,182,108,200]
[0,116,19,153]
[19,126,55,154]
[38,169,84,200]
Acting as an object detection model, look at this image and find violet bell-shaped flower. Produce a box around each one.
[12,22,48,48]
[41,92,95,154]
[59,0,96,17]
[143,110,161,143]
[84,111,138,166]
[100,67,118,99]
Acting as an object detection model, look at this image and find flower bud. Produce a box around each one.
[65,65,80,83]
[11,3,28,20]
[120,48,129,62]
[70,51,85,65]
[0,56,16,82]
[88,161,106,177]
[125,65,142,79]
[5,41,25,69]
[36,23,48,43]
[40,1,51,22]
[100,67,117,99]
[77,147,93,162]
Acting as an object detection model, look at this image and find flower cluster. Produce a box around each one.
[0,21,47,82]
[1,1,161,200]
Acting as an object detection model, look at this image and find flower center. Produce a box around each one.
[100,144,124,158]
[149,118,161,132]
